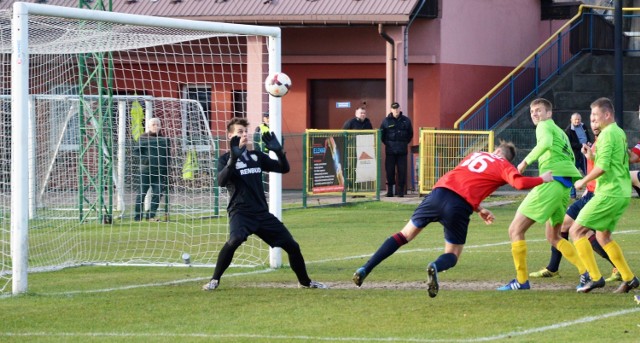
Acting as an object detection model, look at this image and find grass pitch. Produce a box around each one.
[1,197,639,342]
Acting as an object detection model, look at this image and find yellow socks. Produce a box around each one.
[603,240,635,282]
[556,238,586,274]
[575,237,601,280]
[512,240,528,284]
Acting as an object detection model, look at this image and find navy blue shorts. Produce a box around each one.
[410,187,473,245]
[229,211,295,248]
[565,191,594,220]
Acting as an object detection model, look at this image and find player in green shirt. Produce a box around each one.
[498,98,586,291]
[570,97,638,293]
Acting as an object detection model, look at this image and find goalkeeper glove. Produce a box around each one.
[227,136,244,166]
[261,132,283,153]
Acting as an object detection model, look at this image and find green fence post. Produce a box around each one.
[302,132,307,209]
[214,138,219,216]
[376,129,381,201]
[342,131,347,204]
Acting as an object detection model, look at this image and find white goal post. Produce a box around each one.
[4,2,286,295]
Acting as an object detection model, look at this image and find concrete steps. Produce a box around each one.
[504,53,640,131]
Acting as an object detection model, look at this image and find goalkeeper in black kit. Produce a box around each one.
[203,117,328,291]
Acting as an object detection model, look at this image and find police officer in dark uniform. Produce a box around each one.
[202,117,327,291]
[134,118,170,221]
[380,102,413,197]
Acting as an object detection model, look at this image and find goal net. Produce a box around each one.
[2,3,283,295]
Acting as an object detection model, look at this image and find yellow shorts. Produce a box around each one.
[575,194,629,232]
[517,181,570,226]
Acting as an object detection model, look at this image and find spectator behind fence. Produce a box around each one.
[565,113,593,198]
[343,106,372,130]
[134,117,171,222]
[380,102,413,197]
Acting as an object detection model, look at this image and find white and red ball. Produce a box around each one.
[264,72,291,97]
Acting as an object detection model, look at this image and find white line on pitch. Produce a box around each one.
[315,229,640,264]
[38,229,640,295]
[43,268,276,296]
[461,307,640,342]
[307,239,548,264]
[2,307,639,342]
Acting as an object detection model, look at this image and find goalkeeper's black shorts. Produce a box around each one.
[229,212,295,248]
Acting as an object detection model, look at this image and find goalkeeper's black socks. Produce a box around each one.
[212,242,238,281]
[362,232,407,274]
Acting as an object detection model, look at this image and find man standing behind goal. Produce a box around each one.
[202,118,327,291]
[134,118,170,222]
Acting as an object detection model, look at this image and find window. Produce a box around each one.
[232,90,247,118]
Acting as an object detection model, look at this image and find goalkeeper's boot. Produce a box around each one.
[426,262,439,298]
[352,267,367,287]
[576,276,605,293]
[202,279,219,291]
[634,295,640,305]
[300,281,329,289]
[605,268,622,282]
[613,276,639,294]
[529,268,560,278]
[497,279,530,291]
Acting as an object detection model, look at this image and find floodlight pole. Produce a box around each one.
[76,0,115,223]
[78,0,112,11]
[614,0,623,127]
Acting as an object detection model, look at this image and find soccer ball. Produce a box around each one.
[264,72,291,97]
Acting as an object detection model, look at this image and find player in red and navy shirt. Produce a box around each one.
[631,141,640,163]
[202,117,327,291]
[631,141,640,197]
[352,141,553,298]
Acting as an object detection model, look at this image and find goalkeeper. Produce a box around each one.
[352,141,553,298]
[202,118,327,291]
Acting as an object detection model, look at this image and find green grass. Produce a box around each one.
[1,197,639,342]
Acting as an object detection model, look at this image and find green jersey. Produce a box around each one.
[524,119,582,178]
[593,122,630,197]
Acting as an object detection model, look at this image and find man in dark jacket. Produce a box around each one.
[342,106,373,130]
[565,112,593,175]
[565,113,593,198]
[380,102,413,197]
[134,118,171,221]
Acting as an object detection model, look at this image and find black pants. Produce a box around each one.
[135,171,165,220]
[385,153,407,195]
[212,212,312,285]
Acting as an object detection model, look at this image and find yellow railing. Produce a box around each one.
[453,4,614,129]
[418,129,493,194]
